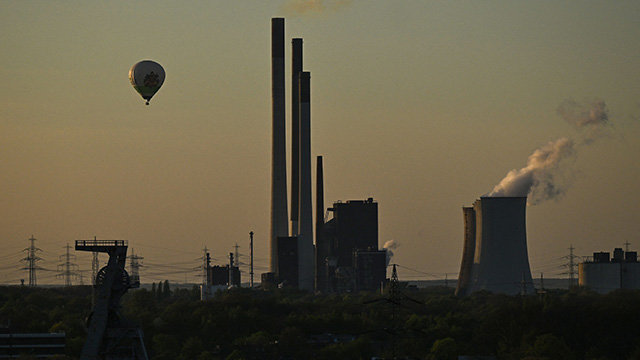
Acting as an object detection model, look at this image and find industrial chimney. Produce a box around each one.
[315,155,326,292]
[457,197,535,296]
[270,18,289,273]
[290,38,303,236]
[297,71,314,291]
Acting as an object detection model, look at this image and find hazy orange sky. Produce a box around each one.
[1,1,639,285]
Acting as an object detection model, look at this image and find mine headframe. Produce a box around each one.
[75,239,148,360]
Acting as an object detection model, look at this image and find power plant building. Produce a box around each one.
[327,199,379,268]
[579,248,640,294]
[320,198,385,293]
[353,249,387,292]
[265,19,383,293]
[277,236,299,288]
[456,197,535,296]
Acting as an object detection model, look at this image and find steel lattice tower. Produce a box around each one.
[56,243,79,286]
[21,235,42,287]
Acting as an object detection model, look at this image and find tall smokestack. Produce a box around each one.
[315,155,325,292]
[297,71,314,291]
[290,38,303,236]
[270,18,288,273]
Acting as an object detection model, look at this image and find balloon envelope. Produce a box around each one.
[129,60,165,105]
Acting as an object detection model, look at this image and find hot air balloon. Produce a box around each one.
[129,60,165,105]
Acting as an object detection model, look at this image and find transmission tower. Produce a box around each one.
[234,243,242,268]
[91,246,100,307]
[365,264,422,359]
[128,248,143,288]
[92,251,99,285]
[56,243,79,286]
[201,247,209,286]
[560,244,580,288]
[21,235,43,287]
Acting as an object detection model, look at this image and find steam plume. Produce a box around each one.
[383,239,399,266]
[489,99,610,205]
[489,138,575,204]
[557,98,608,129]
[281,0,352,17]
[557,98,610,144]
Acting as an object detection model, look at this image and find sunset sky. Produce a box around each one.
[1,1,639,285]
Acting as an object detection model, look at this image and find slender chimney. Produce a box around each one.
[249,231,254,288]
[229,253,234,287]
[315,155,326,292]
[290,38,303,236]
[270,18,289,273]
[297,71,314,291]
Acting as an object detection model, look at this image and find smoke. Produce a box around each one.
[557,98,608,129]
[489,99,610,205]
[280,0,353,17]
[383,239,399,266]
[557,98,610,144]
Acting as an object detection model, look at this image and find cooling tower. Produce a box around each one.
[458,196,535,296]
[455,207,476,296]
[270,18,289,272]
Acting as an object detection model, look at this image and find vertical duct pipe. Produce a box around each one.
[270,18,289,273]
[315,155,325,292]
[297,71,314,291]
[290,38,303,236]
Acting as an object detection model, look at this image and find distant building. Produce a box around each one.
[201,256,241,300]
[327,198,378,268]
[277,236,298,288]
[321,198,385,293]
[210,265,241,287]
[353,249,387,292]
[579,248,640,294]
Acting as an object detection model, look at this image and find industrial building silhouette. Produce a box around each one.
[579,247,640,293]
[266,18,386,293]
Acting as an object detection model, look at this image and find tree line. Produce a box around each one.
[1,284,640,359]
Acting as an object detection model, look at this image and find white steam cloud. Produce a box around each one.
[383,239,399,266]
[281,0,352,17]
[489,99,609,205]
[489,137,575,204]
